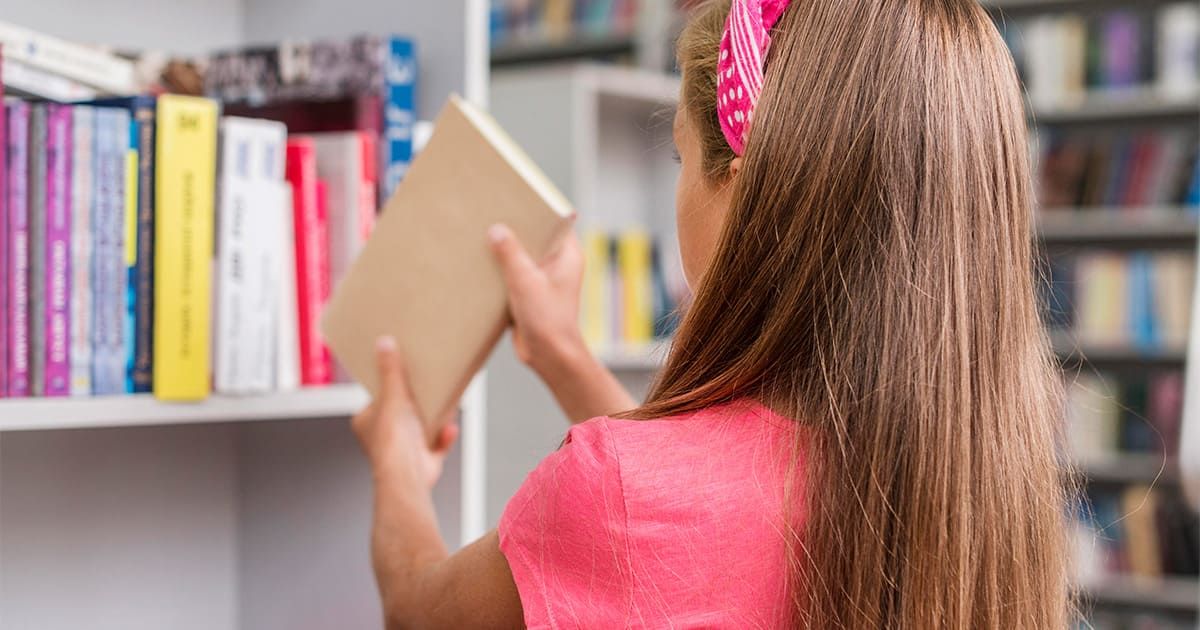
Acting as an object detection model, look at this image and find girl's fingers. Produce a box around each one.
[488,223,540,294]
[434,424,461,455]
[375,336,416,416]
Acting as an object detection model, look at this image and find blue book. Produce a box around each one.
[1128,253,1156,351]
[91,107,130,395]
[89,96,156,393]
[1186,154,1200,207]
[382,37,417,201]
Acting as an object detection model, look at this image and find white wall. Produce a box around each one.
[0,0,245,54]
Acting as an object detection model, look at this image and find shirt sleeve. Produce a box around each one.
[497,419,632,630]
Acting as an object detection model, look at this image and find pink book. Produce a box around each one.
[7,101,30,397]
[43,104,72,397]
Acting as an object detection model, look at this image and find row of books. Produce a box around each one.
[1038,132,1200,210]
[1066,371,1183,462]
[1076,486,1198,586]
[580,230,685,354]
[1000,3,1200,108]
[0,92,384,400]
[1085,611,1195,630]
[490,0,639,48]
[1040,252,1193,352]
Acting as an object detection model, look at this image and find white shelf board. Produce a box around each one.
[491,34,637,67]
[582,64,680,106]
[1084,574,1200,611]
[1076,453,1179,485]
[1038,208,1199,243]
[0,385,369,432]
[1052,331,1188,365]
[1031,88,1200,124]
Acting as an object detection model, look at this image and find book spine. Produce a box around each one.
[286,139,333,386]
[0,20,136,94]
[617,230,654,347]
[2,58,100,102]
[129,98,156,394]
[153,95,218,401]
[70,105,93,396]
[28,105,46,396]
[276,184,301,391]
[580,229,611,350]
[0,57,7,396]
[92,108,129,395]
[7,101,29,397]
[382,37,417,200]
[215,119,287,394]
[43,104,72,397]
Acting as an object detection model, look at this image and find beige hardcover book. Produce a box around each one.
[321,95,573,436]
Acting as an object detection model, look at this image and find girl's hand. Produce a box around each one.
[352,337,459,490]
[488,223,588,378]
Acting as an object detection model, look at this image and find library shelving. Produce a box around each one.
[491,33,637,68]
[0,2,491,630]
[1038,208,1198,246]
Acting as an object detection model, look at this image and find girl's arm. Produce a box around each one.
[354,338,525,629]
[488,224,637,423]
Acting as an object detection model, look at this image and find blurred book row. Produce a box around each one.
[1067,371,1183,463]
[1038,131,1200,210]
[490,0,640,49]
[1041,252,1193,352]
[580,230,685,356]
[0,24,423,401]
[999,2,1200,108]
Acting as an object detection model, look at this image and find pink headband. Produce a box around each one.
[717,0,793,155]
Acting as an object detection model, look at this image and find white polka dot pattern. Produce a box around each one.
[716,0,792,156]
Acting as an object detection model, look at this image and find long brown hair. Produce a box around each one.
[630,0,1074,627]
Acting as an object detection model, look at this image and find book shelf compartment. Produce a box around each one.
[0,385,369,432]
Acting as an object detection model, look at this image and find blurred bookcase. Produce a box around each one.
[984,0,1200,626]
[0,3,491,630]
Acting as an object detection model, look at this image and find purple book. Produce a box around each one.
[7,101,30,397]
[1103,12,1141,88]
[43,104,72,397]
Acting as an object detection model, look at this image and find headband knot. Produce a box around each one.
[717,0,793,155]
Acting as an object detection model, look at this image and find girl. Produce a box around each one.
[351,0,1073,627]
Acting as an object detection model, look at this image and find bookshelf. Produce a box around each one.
[987,0,1200,622]
[0,3,492,630]
[491,33,637,68]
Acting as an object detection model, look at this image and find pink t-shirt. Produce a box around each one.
[498,400,804,629]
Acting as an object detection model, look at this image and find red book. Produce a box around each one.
[286,139,332,386]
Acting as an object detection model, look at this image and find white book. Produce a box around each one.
[69,105,94,396]
[276,185,302,392]
[2,57,98,102]
[90,107,130,395]
[0,20,135,94]
[214,117,287,395]
[1157,3,1200,98]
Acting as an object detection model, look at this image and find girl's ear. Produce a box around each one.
[729,156,744,179]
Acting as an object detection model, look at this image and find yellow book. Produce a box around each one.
[153,95,218,401]
[580,229,611,350]
[618,230,654,347]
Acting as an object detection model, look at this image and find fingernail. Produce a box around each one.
[376,336,397,352]
[488,224,507,244]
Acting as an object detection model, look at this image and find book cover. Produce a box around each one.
[214,117,287,394]
[276,185,301,391]
[42,104,72,397]
[321,95,574,436]
[28,105,46,396]
[7,101,30,397]
[90,96,157,393]
[286,138,333,387]
[91,107,130,395]
[153,95,218,401]
[0,21,135,94]
[617,230,654,347]
[1157,3,1200,98]
[70,105,94,396]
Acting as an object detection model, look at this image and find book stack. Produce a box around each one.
[580,229,686,355]
[0,29,418,402]
[205,34,416,200]
[1067,371,1185,464]
[1040,252,1194,351]
[1038,132,1200,209]
[997,2,1200,108]
[490,0,640,49]
[0,21,138,102]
